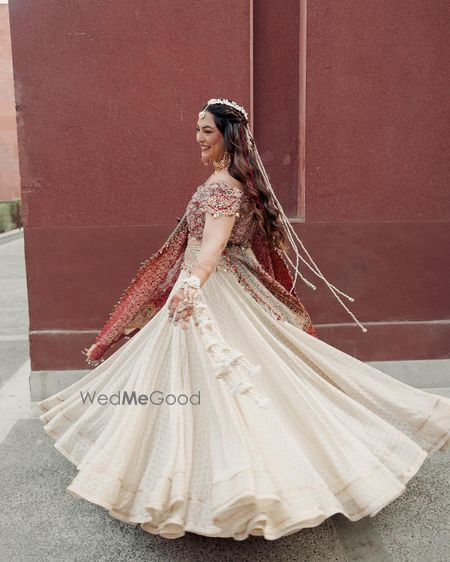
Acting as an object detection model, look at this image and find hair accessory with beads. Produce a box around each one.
[199,98,248,121]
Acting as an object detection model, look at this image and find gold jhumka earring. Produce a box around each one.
[203,150,231,172]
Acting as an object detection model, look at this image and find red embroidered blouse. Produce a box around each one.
[186,181,257,246]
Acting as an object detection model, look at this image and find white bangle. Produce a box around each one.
[181,275,201,307]
[183,275,201,289]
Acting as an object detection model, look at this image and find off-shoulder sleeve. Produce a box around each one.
[200,182,243,218]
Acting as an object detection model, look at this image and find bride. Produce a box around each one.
[38,98,450,541]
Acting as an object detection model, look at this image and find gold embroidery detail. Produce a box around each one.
[186,181,254,246]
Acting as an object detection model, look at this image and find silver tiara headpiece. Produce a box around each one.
[198,97,368,333]
[199,98,248,121]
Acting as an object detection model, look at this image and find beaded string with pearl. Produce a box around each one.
[250,138,367,333]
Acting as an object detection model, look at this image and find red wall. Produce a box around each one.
[304,0,450,358]
[7,0,449,371]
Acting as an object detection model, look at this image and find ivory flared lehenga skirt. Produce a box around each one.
[38,244,450,541]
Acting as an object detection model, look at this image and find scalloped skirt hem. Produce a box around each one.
[40,406,450,541]
[65,450,428,540]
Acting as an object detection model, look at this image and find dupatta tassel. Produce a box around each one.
[230,380,255,395]
[213,349,245,377]
[192,300,270,409]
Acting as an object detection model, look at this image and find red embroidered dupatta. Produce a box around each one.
[88,213,318,363]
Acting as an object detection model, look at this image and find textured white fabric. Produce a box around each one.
[39,246,450,541]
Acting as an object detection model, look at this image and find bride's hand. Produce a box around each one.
[168,288,194,329]
[82,343,99,360]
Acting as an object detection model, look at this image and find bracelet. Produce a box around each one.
[180,275,201,307]
[183,275,201,289]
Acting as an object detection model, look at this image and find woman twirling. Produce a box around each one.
[38,98,450,541]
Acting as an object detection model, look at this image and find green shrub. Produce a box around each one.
[0,200,22,232]
[10,200,22,228]
[0,204,13,233]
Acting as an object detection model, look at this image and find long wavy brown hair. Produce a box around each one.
[200,100,289,252]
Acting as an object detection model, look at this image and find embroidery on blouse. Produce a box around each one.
[186,181,256,246]
[200,182,242,217]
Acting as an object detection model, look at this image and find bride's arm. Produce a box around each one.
[190,212,237,288]
[168,185,242,327]
[167,213,237,327]
[190,183,243,286]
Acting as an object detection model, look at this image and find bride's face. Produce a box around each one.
[196,111,225,165]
